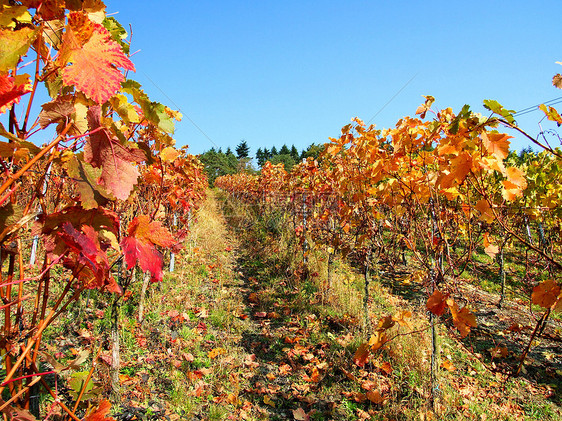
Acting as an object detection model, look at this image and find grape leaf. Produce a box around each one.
[531,279,561,309]
[353,342,370,367]
[127,214,176,248]
[61,24,135,104]
[85,106,145,200]
[426,289,447,316]
[0,72,32,114]
[19,0,66,21]
[38,95,75,129]
[56,222,120,293]
[483,99,515,124]
[553,74,562,89]
[120,215,177,282]
[481,132,511,161]
[84,399,115,421]
[501,166,527,201]
[65,154,113,209]
[121,236,164,282]
[0,27,37,71]
[447,298,477,338]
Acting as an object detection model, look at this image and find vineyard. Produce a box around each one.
[0,1,561,420]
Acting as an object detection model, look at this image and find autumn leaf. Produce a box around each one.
[483,232,499,259]
[85,106,145,200]
[121,215,177,282]
[208,347,226,359]
[61,21,135,103]
[553,74,562,89]
[426,290,447,316]
[160,146,180,162]
[392,310,412,328]
[502,167,527,201]
[0,27,37,71]
[293,407,309,421]
[366,389,384,404]
[489,346,509,359]
[38,95,75,129]
[441,360,456,372]
[481,132,511,161]
[84,399,115,421]
[0,72,32,114]
[475,199,495,223]
[447,298,477,338]
[353,342,370,367]
[531,279,561,309]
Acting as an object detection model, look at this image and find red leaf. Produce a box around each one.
[61,22,134,103]
[127,214,176,248]
[0,73,31,114]
[121,236,163,282]
[40,207,121,293]
[85,106,145,200]
[84,399,115,421]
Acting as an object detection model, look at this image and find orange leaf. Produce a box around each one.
[366,389,384,404]
[61,24,135,103]
[481,132,511,161]
[353,342,370,367]
[84,400,115,421]
[447,298,477,338]
[502,167,527,201]
[531,279,561,309]
[441,360,456,372]
[208,347,226,359]
[426,290,447,316]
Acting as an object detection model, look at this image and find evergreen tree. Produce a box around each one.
[263,148,271,160]
[279,144,290,155]
[290,145,299,160]
[256,148,266,167]
[236,140,250,159]
[271,146,278,156]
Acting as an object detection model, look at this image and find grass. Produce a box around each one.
[33,190,561,420]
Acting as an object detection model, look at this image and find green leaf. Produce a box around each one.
[483,99,515,124]
[0,27,38,71]
[102,16,129,54]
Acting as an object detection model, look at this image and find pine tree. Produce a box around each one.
[235,140,250,159]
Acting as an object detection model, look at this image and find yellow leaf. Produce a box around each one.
[207,347,226,359]
[160,146,180,162]
[263,395,275,407]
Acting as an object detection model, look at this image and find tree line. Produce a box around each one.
[198,140,324,185]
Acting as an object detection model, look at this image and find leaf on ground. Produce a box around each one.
[441,360,456,372]
[353,342,370,367]
[531,279,561,309]
[366,389,384,404]
[84,399,115,421]
[293,407,309,421]
[207,348,226,359]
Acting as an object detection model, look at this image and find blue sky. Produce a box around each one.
[110,0,561,156]
[8,1,562,157]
